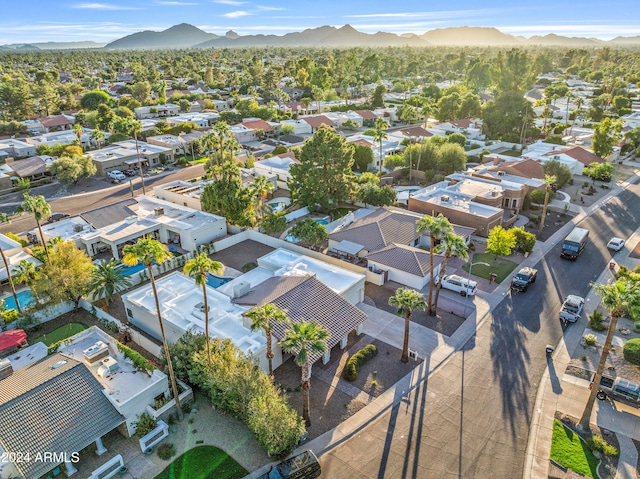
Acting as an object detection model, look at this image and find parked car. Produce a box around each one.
[607,237,625,252]
[559,295,585,323]
[107,170,126,181]
[257,450,321,479]
[123,168,137,177]
[47,212,70,223]
[436,274,478,297]
[510,267,538,292]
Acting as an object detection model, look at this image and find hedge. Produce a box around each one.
[343,344,378,382]
[117,340,156,372]
[623,338,640,365]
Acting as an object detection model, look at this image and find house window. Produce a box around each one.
[127,308,133,318]
[512,199,518,208]
[152,158,158,164]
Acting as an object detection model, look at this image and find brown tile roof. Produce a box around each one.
[365,243,443,277]
[9,156,48,178]
[354,109,377,120]
[242,119,273,132]
[80,198,137,229]
[452,119,472,128]
[489,159,544,179]
[274,151,299,163]
[350,138,373,148]
[235,275,367,363]
[401,126,433,138]
[543,146,602,165]
[301,115,334,130]
[0,354,125,479]
[39,115,72,128]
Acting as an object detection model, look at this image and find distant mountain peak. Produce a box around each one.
[225,30,239,39]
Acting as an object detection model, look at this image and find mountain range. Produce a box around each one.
[3,24,640,51]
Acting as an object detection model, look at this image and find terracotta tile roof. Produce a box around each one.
[452,119,472,128]
[39,115,72,128]
[350,138,373,147]
[9,156,47,178]
[543,146,602,165]
[235,275,367,363]
[242,119,273,132]
[0,354,125,479]
[301,115,334,130]
[274,151,299,163]
[401,126,433,138]
[365,243,443,277]
[354,109,377,120]
[489,159,544,179]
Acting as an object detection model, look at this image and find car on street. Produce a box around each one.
[510,266,538,292]
[559,295,585,323]
[123,168,137,177]
[435,274,478,297]
[257,450,321,479]
[107,170,126,181]
[607,237,625,252]
[47,212,70,223]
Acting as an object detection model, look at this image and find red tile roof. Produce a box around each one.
[302,115,334,130]
[490,159,545,179]
[349,138,373,148]
[242,119,273,132]
[354,109,376,120]
[401,126,433,138]
[543,146,602,165]
[39,115,71,128]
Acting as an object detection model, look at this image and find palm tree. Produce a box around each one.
[246,303,289,375]
[537,175,556,238]
[248,176,275,228]
[433,232,469,312]
[388,288,427,363]
[126,119,146,195]
[72,123,84,145]
[579,279,639,431]
[90,128,104,149]
[570,97,585,136]
[373,117,389,175]
[280,320,330,426]
[183,253,223,366]
[17,194,51,262]
[416,214,453,315]
[122,237,183,420]
[90,259,132,310]
[0,213,22,314]
[13,259,41,304]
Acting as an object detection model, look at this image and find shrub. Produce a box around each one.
[531,188,555,204]
[583,334,597,346]
[5,232,27,247]
[589,310,606,332]
[343,344,378,382]
[1,308,19,324]
[623,338,640,365]
[587,435,619,457]
[117,340,155,372]
[157,443,176,460]
[242,262,258,273]
[134,412,157,437]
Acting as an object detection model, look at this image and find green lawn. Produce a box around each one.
[461,252,518,283]
[550,420,599,478]
[331,207,357,219]
[154,446,247,479]
[31,323,87,346]
[499,149,522,158]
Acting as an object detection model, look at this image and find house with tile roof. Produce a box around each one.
[522,142,603,174]
[38,114,73,132]
[301,115,335,132]
[254,152,298,190]
[365,243,445,290]
[478,157,545,180]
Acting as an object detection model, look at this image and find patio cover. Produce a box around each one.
[333,240,364,256]
[0,329,27,353]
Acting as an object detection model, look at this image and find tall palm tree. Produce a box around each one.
[373,117,389,175]
[433,232,469,312]
[248,176,275,228]
[280,320,330,426]
[388,288,427,363]
[570,97,585,136]
[90,259,132,310]
[17,194,51,262]
[123,237,183,420]
[246,303,289,375]
[0,213,22,314]
[537,175,556,238]
[72,123,84,145]
[183,253,223,366]
[579,279,639,431]
[126,119,146,195]
[90,128,104,149]
[13,259,41,304]
[416,213,453,315]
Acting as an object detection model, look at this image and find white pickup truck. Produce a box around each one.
[559,295,585,323]
[596,376,640,406]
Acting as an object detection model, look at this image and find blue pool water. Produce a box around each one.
[285,234,299,243]
[315,219,329,225]
[118,263,146,276]
[2,290,35,311]
[206,274,232,288]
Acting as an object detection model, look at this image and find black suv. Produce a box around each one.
[510,266,537,292]
[258,450,321,479]
[47,212,70,223]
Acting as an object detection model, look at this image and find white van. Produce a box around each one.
[436,274,478,297]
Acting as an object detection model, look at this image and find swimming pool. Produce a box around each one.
[315,219,329,226]
[118,262,146,276]
[2,290,35,311]
[206,273,232,288]
[285,234,299,243]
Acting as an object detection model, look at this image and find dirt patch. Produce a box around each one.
[209,240,275,271]
[520,208,576,242]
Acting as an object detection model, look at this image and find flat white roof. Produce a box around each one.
[5,342,48,371]
[41,217,94,241]
[411,188,503,218]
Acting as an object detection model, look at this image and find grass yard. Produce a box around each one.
[499,149,522,158]
[461,252,518,283]
[31,322,87,346]
[154,446,247,479]
[331,207,357,219]
[550,420,599,478]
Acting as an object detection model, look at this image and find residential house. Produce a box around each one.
[353,109,378,126]
[253,152,298,190]
[25,129,92,149]
[146,134,188,155]
[242,118,275,139]
[522,142,602,174]
[38,115,73,132]
[133,104,180,120]
[87,140,174,176]
[478,157,545,180]
[3,156,53,184]
[0,233,42,286]
[165,111,220,129]
[347,134,403,172]
[279,119,312,136]
[0,139,37,159]
[301,115,335,132]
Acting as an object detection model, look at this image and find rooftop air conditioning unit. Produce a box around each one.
[97,356,119,378]
[73,224,84,232]
[440,195,450,202]
[83,341,109,364]
[233,281,251,298]
[497,171,506,176]
[194,302,209,313]
[154,207,165,216]
[0,358,13,380]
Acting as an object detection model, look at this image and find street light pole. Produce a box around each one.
[463,260,490,317]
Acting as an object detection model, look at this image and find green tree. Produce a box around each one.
[388,288,427,363]
[289,219,328,250]
[433,233,469,312]
[80,89,112,111]
[416,214,453,315]
[511,227,536,254]
[583,162,614,184]
[579,279,640,432]
[352,144,374,172]
[486,225,517,259]
[542,160,572,188]
[592,118,623,159]
[261,213,288,234]
[0,214,22,313]
[90,259,132,310]
[538,175,557,237]
[437,142,467,174]
[130,81,151,104]
[123,237,183,420]
[50,153,97,184]
[96,104,116,133]
[184,253,224,366]
[289,126,355,211]
[280,320,330,426]
[178,98,192,113]
[17,194,51,262]
[247,176,275,228]
[201,162,253,227]
[356,183,396,207]
[13,259,42,304]
[246,303,289,375]
[370,84,386,109]
[90,128,104,149]
[373,117,389,175]
[383,153,406,171]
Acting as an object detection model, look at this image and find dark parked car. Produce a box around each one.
[510,266,538,292]
[47,213,70,223]
[123,168,137,177]
[258,450,321,479]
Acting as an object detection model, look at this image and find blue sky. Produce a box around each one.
[2,0,639,45]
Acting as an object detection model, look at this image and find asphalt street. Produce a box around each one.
[319,181,640,479]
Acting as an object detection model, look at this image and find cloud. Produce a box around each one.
[345,8,514,20]
[256,5,285,11]
[212,0,246,5]
[73,2,142,9]
[155,0,198,4]
[224,10,251,18]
